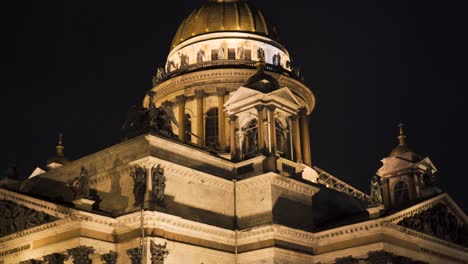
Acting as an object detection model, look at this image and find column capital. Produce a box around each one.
[43,253,69,264]
[216,87,227,96]
[67,246,95,264]
[101,251,118,264]
[267,105,277,111]
[162,100,172,107]
[255,105,265,111]
[289,115,298,121]
[299,107,308,116]
[195,90,206,99]
[176,95,186,104]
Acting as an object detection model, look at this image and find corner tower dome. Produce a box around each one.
[171,0,282,50]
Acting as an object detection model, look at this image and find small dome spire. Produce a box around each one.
[389,123,413,157]
[56,133,64,157]
[46,133,70,165]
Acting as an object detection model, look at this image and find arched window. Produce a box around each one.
[243,119,258,159]
[275,120,288,157]
[394,181,410,206]
[205,108,218,147]
[184,113,192,143]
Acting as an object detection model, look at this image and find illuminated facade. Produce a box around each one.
[1,0,467,263]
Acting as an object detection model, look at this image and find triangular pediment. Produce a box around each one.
[0,199,58,238]
[269,87,301,107]
[224,87,263,107]
[386,193,468,247]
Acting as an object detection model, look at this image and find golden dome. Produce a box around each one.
[171,0,281,50]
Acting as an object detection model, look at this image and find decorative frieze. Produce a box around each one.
[67,246,95,264]
[0,200,57,237]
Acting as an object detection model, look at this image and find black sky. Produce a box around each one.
[2,0,467,211]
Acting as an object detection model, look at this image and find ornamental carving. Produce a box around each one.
[370,175,383,206]
[43,253,69,264]
[101,251,118,264]
[67,246,95,264]
[131,166,147,207]
[19,260,44,264]
[126,247,142,264]
[0,200,57,237]
[151,165,166,204]
[398,203,468,246]
[150,241,169,264]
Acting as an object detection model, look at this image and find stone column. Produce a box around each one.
[101,251,118,264]
[267,105,277,155]
[255,105,265,152]
[43,253,68,264]
[299,108,312,166]
[176,95,186,142]
[195,90,205,146]
[217,88,227,150]
[67,246,95,264]
[229,115,239,160]
[291,115,303,163]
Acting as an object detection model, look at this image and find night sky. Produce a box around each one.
[2,1,467,211]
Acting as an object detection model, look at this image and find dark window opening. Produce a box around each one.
[205,108,218,147]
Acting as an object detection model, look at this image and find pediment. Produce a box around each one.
[0,200,58,238]
[224,87,263,107]
[269,87,301,107]
[386,194,468,246]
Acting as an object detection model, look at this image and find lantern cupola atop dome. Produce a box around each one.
[165,0,291,74]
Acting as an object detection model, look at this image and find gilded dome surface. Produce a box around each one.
[171,0,281,49]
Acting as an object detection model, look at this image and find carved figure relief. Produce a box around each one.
[152,165,166,203]
[122,92,177,140]
[257,47,265,62]
[70,166,91,199]
[127,247,142,264]
[67,246,95,264]
[272,53,281,66]
[197,49,205,63]
[398,203,468,246]
[152,67,165,86]
[0,200,57,237]
[218,47,225,60]
[150,241,169,264]
[131,166,147,207]
[370,175,383,206]
[238,47,245,59]
[179,52,189,67]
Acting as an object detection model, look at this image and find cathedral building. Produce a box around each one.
[1,0,467,263]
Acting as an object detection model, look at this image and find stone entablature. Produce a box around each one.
[148,68,315,114]
[236,173,319,197]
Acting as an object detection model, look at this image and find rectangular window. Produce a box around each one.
[228,48,236,60]
[244,49,252,60]
[211,49,218,61]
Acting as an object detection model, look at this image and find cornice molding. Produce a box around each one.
[237,173,319,197]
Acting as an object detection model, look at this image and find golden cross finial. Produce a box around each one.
[397,122,406,146]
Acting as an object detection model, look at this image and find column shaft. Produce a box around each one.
[256,105,265,152]
[176,95,186,142]
[195,90,205,146]
[217,88,226,150]
[292,116,303,163]
[300,109,312,166]
[229,115,238,160]
[268,105,277,155]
